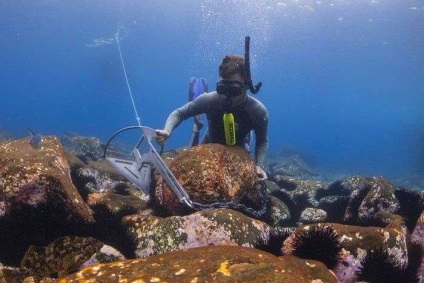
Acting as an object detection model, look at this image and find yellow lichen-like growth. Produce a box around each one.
[217,260,231,276]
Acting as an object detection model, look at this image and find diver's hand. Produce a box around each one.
[155,129,170,145]
[256,165,267,181]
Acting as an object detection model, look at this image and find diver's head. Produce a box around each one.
[217,54,248,106]
[219,54,247,82]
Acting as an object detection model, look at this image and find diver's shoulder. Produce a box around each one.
[246,95,268,111]
[196,91,217,99]
[195,91,219,102]
[189,91,219,109]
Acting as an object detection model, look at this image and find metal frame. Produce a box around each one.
[103,126,195,209]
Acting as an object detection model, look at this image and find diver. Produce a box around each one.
[155,54,269,180]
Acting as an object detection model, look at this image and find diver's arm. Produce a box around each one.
[253,108,269,167]
[155,129,170,145]
[254,110,269,181]
[255,122,269,166]
[155,106,189,145]
[156,93,215,144]
[163,107,187,134]
[163,93,213,133]
[246,96,269,167]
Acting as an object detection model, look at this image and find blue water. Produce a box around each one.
[1,1,423,183]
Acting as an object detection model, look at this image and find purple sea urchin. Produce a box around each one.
[289,225,341,269]
[356,247,419,283]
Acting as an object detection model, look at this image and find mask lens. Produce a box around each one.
[216,81,244,97]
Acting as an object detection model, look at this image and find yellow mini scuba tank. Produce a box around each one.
[223,113,236,145]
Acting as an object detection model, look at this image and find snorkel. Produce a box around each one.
[221,37,262,146]
[244,36,262,94]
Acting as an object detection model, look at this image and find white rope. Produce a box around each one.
[115,32,141,127]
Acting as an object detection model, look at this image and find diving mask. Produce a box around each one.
[216,80,245,97]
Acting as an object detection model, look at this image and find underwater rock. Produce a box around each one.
[86,192,149,217]
[321,175,415,228]
[71,161,145,199]
[336,217,408,267]
[342,176,372,223]
[342,175,401,226]
[0,264,28,283]
[283,218,409,283]
[79,243,126,269]
[268,153,320,180]
[84,191,144,260]
[411,210,424,282]
[269,176,329,225]
[313,180,351,223]
[299,207,327,224]
[60,133,104,162]
[263,179,281,194]
[0,236,125,282]
[318,195,350,223]
[122,208,276,259]
[19,236,104,279]
[394,187,424,232]
[74,164,125,194]
[332,254,361,283]
[266,195,291,227]
[411,210,424,246]
[0,130,13,143]
[55,245,338,283]
[272,175,298,191]
[357,177,400,225]
[153,144,260,215]
[272,176,328,205]
[0,136,93,221]
[0,136,94,265]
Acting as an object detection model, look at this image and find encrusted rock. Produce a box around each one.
[72,161,149,202]
[0,236,124,282]
[266,195,291,227]
[357,177,400,224]
[0,136,94,265]
[268,176,329,225]
[272,176,328,206]
[19,236,104,279]
[411,210,424,282]
[60,133,104,162]
[55,245,338,283]
[299,207,327,224]
[283,217,408,283]
[394,187,424,232]
[86,192,149,216]
[123,208,275,258]
[74,163,128,194]
[318,195,350,223]
[154,144,260,214]
[268,153,320,179]
[0,136,93,221]
[342,176,374,223]
[411,210,424,245]
[78,244,125,269]
[342,176,401,225]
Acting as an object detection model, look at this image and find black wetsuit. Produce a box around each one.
[163,91,269,166]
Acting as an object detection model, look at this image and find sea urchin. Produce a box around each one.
[289,225,341,269]
[356,247,418,283]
